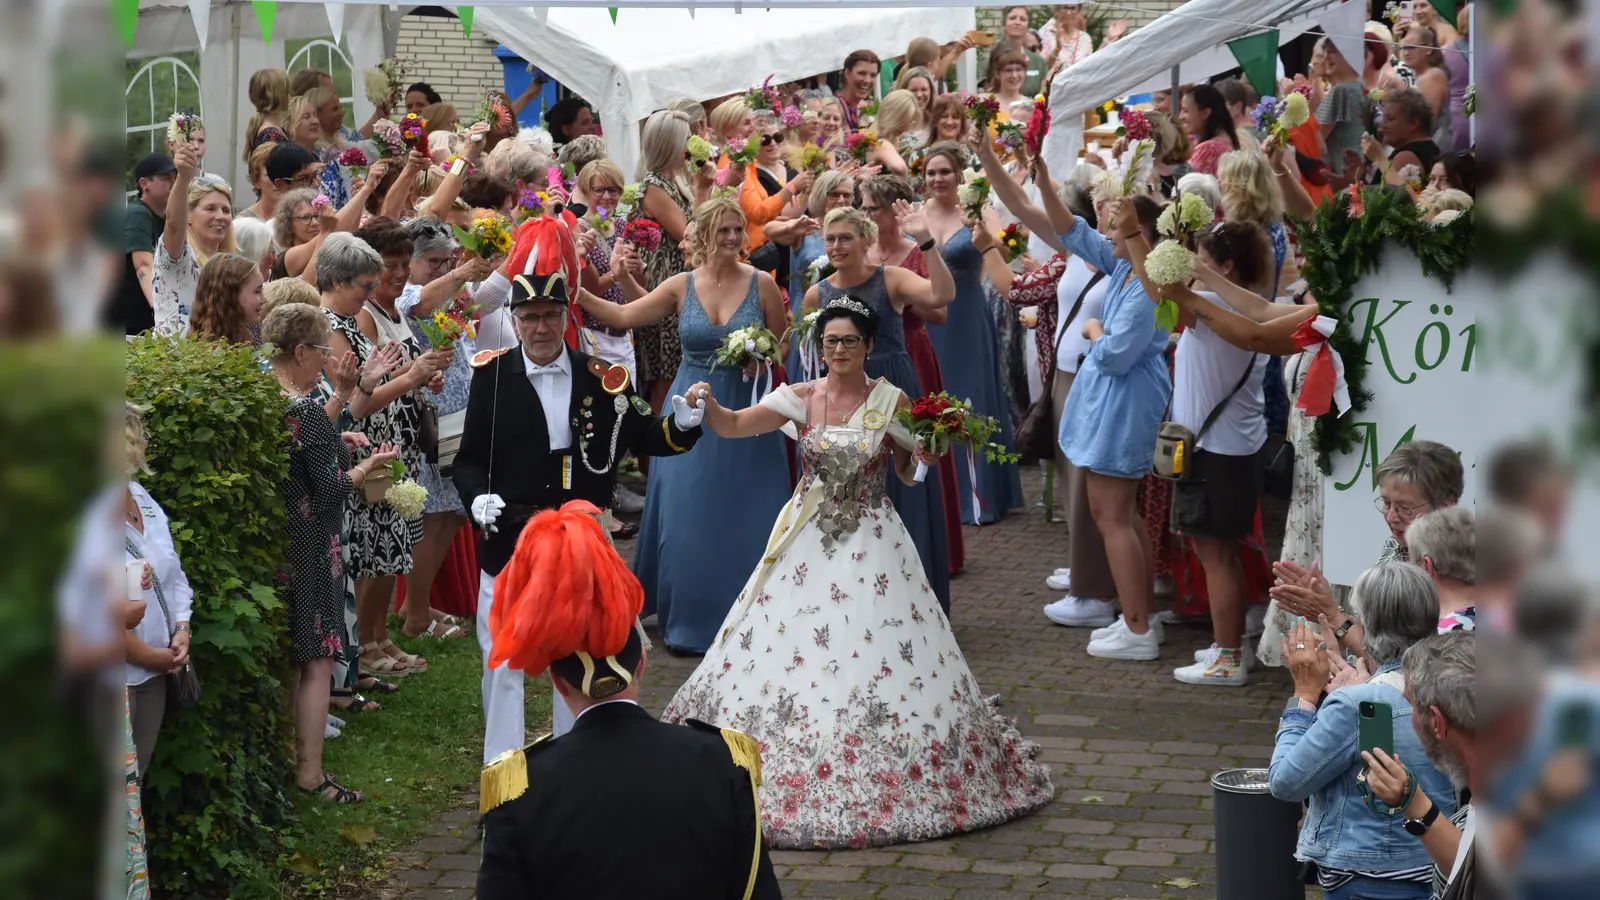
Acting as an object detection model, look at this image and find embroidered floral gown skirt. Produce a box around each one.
[662,383,1053,848]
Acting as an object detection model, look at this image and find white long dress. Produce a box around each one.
[662,380,1054,850]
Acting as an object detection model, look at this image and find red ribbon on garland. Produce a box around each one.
[1290,315,1350,418]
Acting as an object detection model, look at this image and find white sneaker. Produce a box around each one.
[613,483,646,514]
[327,714,346,729]
[1086,623,1161,660]
[1045,567,1072,592]
[1193,642,1256,671]
[1175,646,1249,686]
[1090,614,1166,644]
[1044,595,1116,627]
[1244,605,1267,637]
[325,722,342,739]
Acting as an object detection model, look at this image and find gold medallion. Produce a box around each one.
[861,409,886,430]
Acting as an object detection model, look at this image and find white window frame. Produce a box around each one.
[125,55,203,198]
[288,39,357,131]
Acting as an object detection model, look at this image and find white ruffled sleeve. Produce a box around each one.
[760,384,807,439]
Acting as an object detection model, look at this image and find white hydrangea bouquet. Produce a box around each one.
[364,58,412,111]
[383,460,428,518]
[1144,192,1215,330]
[713,325,782,404]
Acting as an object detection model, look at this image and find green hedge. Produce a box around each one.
[126,336,297,897]
[0,339,123,898]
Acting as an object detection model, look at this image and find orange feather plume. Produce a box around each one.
[487,500,644,675]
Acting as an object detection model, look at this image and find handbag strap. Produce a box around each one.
[1045,269,1108,380]
[1195,354,1259,443]
[125,536,177,643]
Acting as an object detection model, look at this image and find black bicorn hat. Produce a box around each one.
[547,625,645,700]
[507,270,569,310]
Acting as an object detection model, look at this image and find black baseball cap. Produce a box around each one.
[133,153,176,182]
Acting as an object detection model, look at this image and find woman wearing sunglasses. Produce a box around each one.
[737,113,814,254]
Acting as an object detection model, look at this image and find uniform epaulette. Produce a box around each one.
[587,356,631,394]
[470,347,512,369]
[687,719,763,787]
[479,733,553,814]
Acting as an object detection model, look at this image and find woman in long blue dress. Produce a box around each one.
[578,197,792,653]
[807,204,958,612]
[918,144,1024,524]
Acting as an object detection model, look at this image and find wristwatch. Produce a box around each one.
[1403,801,1440,836]
[1334,617,1356,640]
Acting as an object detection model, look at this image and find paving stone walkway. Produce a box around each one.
[390,470,1301,899]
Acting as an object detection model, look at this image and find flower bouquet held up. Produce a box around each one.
[620,219,663,252]
[472,92,514,132]
[964,94,1002,130]
[804,255,837,292]
[745,74,784,113]
[997,224,1026,262]
[364,58,412,110]
[400,113,429,158]
[993,121,1027,157]
[454,212,514,259]
[1116,108,1151,141]
[687,135,716,170]
[585,206,615,239]
[895,392,1019,520]
[1108,138,1156,199]
[789,143,829,175]
[383,460,428,517]
[844,130,877,165]
[372,118,407,160]
[718,134,760,188]
[713,325,782,404]
[1146,193,1215,329]
[418,303,476,349]
[338,146,371,180]
[518,188,550,220]
[957,168,990,220]
[167,108,202,145]
[1251,93,1310,146]
[619,183,643,209]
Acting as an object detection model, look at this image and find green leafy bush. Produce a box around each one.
[125,336,297,896]
[0,339,122,898]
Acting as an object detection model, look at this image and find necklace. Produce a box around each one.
[125,493,143,527]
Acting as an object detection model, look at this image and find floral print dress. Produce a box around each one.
[663,382,1053,849]
[280,395,355,663]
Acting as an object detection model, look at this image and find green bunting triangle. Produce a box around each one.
[608,7,619,24]
[458,7,474,37]
[1429,1,1458,24]
[1226,29,1279,100]
[251,0,278,45]
[111,0,139,45]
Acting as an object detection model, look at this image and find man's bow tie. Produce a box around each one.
[528,365,563,376]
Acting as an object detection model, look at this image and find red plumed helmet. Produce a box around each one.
[503,209,583,348]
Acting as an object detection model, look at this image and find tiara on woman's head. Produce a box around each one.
[823,296,872,318]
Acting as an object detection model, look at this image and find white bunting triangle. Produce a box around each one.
[187,0,211,50]
[325,2,346,44]
[687,7,695,18]
[533,7,548,24]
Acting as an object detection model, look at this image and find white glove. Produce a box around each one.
[471,494,507,533]
[670,393,705,430]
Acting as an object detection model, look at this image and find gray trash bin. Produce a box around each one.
[1211,767,1305,900]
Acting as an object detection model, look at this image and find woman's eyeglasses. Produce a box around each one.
[293,213,319,224]
[760,133,781,146]
[821,335,864,349]
[309,344,334,359]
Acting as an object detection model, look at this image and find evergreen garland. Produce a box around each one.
[1290,187,1476,473]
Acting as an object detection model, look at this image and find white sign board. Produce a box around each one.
[1322,250,1600,585]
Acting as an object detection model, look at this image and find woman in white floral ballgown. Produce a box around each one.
[663,298,1054,849]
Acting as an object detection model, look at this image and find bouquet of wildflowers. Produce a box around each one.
[1145,192,1215,328]
[620,183,643,207]
[400,113,429,157]
[957,168,990,220]
[726,133,760,168]
[1252,93,1311,146]
[620,218,662,252]
[518,188,549,220]
[364,58,412,109]
[472,92,514,131]
[964,94,1001,129]
[585,206,615,239]
[993,121,1027,155]
[845,130,876,165]
[383,460,428,518]
[687,135,716,169]
[895,392,1019,485]
[789,143,829,175]
[1116,108,1152,141]
[781,106,804,129]
[454,212,513,258]
[417,303,476,349]
[372,118,407,159]
[167,108,202,145]
[745,74,784,113]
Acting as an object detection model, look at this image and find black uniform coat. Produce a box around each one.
[452,346,700,575]
[477,701,783,900]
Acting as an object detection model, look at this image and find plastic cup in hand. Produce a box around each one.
[126,560,146,601]
[1020,305,1040,328]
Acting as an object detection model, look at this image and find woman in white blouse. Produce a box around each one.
[155,141,236,337]
[123,403,194,779]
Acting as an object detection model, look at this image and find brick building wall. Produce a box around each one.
[395,12,505,109]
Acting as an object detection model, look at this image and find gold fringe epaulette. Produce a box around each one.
[479,734,552,814]
[688,719,763,786]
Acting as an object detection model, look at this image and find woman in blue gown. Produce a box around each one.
[806,204,958,611]
[580,196,792,653]
[917,144,1024,524]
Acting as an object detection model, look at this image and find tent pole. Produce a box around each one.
[1169,64,1179,112]
[229,3,242,169]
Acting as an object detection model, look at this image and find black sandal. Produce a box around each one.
[302,775,363,804]
[356,676,401,694]
[330,690,381,713]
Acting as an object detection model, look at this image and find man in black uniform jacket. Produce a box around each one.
[476,502,782,900]
[453,269,710,763]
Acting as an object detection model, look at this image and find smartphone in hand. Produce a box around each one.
[1359,700,1395,758]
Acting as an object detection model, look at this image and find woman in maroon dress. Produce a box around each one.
[860,174,966,575]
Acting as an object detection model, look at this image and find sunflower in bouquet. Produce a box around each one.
[454,212,513,259]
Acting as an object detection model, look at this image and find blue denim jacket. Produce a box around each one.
[1269,660,1458,871]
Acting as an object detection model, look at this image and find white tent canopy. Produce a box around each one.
[1041,0,1364,176]
[476,6,976,177]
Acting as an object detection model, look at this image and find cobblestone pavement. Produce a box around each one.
[392,470,1300,899]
